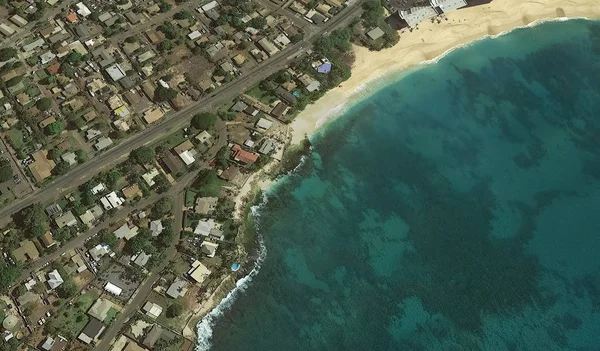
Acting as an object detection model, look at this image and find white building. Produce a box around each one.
[399,6,438,27]
[47,269,64,289]
[105,64,126,81]
[194,219,215,236]
[104,282,122,296]
[430,0,467,13]
[76,2,92,17]
[91,183,106,195]
[100,191,124,211]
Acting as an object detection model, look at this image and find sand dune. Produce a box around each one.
[290,0,600,143]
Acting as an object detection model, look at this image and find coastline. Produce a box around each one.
[289,0,600,143]
[194,1,600,346]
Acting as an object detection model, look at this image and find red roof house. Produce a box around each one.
[231,144,258,164]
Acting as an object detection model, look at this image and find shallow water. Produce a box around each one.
[200,19,600,350]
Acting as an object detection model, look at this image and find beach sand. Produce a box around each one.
[290,0,600,143]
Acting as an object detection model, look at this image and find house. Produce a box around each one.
[255,118,273,131]
[317,62,332,74]
[78,318,105,344]
[104,282,123,296]
[70,252,88,273]
[94,137,114,151]
[113,224,139,240]
[65,12,78,23]
[230,100,248,112]
[28,150,56,183]
[231,144,259,164]
[430,0,467,13]
[80,206,103,226]
[174,140,196,165]
[398,6,438,27]
[89,243,112,261]
[306,80,321,92]
[100,191,124,210]
[105,64,126,81]
[85,129,102,141]
[196,131,213,146]
[142,302,163,319]
[76,2,92,17]
[61,152,77,166]
[275,86,297,105]
[257,38,279,57]
[219,166,241,182]
[187,260,211,283]
[0,23,15,37]
[46,62,61,75]
[161,152,184,174]
[142,324,176,349]
[46,204,63,218]
[195,197,218,215]
[201,241,219,258]
[55,211,77,228]
[143,108,164,124]
[12,240,40,263]
[47,269,64,289]
[88,298,117,322]
[165,278,188,298]
[122,184,142,199]
[149,220,163,236]
[142,168,160,187]
[91,183,106,195]
[22,38,44,52]
[125,11,140,24]
[10,15,27,27]
[39,231,56,248]
[366,27,385,40]
[194,219,215,236]
[259,139,277,155]
[273,34,291,48]
[40,335,67,351]
[132,251,151,267]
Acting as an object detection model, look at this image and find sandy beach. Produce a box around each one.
[290,0,600,143]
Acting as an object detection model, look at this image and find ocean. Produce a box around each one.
[198,19,600,350]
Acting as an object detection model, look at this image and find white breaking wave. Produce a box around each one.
[195,199,269,351]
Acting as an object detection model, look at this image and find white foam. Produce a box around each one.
[195,201,268,351]
[419,16,590,65]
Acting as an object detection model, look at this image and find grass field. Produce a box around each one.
[184,190,197,208]
[46,290,99,338]
[246,85,277,105]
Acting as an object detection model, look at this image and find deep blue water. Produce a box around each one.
[202,19,600,350]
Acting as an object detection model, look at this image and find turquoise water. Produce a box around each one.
[201,19,600,350]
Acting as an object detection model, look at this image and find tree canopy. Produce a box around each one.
[191,112,217,130]
[0,262,20,294]
[0,48,17,62]
[36,97,53,111]
[14,203,47,238]
[129,146,155,165]
[0,158,12,182]
[166,302,183,317]
[46,121,65,135]
[151,198,173,219]
[154,86,178,102]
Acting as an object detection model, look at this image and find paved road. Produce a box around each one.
[0,3,362,225]
[94,119,229,351]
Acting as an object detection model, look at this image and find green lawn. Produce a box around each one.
[105,307,118,324]
[46,290,99,338]
[184,190,197,208]
[190,170,224,197]
[0,300,7,324]
[7,129,25,150]
[246,85,277,104]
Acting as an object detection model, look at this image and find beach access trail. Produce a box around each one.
[290,0,600,143]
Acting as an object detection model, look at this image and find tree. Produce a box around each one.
[191,112,217,130]
[66,50,84,64]
[5,75,23,87]
[75,149,88,163]
[173,10,192,20]
[52,161,70,176]
[57,278,77,298]
[158,40,173,52]
[14,203,47,238]
[0,48,17,61]
[166,302,183,317]
[151,198,173,219]
[0,262,20,294]
[46,121,65,135]
[215,146,229,169]
[36,97,53,111]
[153,174,171,194]
[154,86,178,102]
[105,170,122,188]
[0,158,12,182]
[102,231,118,250]
[130,146,155,165]
[249,17,267,29]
